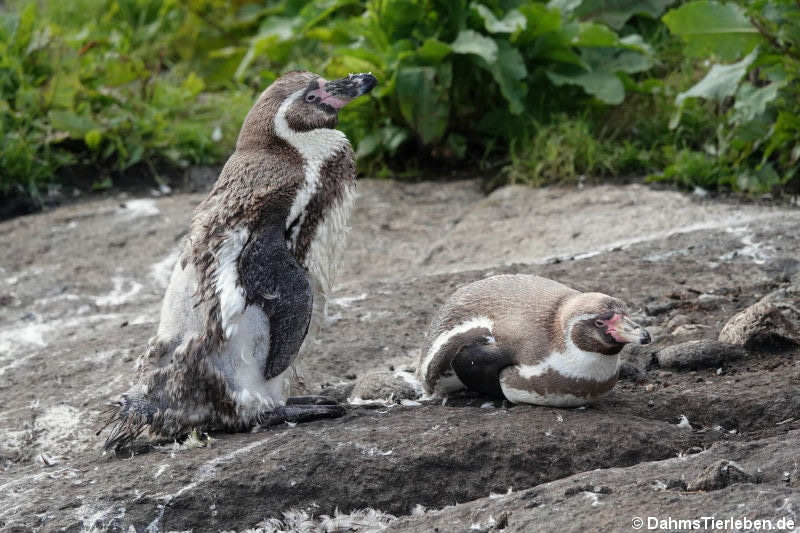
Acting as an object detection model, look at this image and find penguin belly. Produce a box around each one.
[498,352,620,407]
[213,305,292,423]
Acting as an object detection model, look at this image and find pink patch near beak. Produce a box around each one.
[307,80,352,109]
[605,314,626,342]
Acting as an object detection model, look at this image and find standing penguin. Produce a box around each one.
[101,71,377,450]
[418,274,651,406]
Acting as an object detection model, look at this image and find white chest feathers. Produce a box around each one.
[514,339,619,383]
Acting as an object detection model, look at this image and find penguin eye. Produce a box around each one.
[594,319,605,328]
[305,94,318,103]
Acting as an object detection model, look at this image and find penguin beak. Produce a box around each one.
[308,73,378,109]
[607,314,651,345]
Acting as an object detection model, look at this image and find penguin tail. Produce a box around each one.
[96,393,156,454]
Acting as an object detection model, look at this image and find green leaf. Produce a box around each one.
[49,110,98,138]
[581,47,653,74]
[471,4,526,34]
[375,0,425,41]
[572,0,676,30]
[571,22,621,47]
[182,73,206,97]
[731,81,783,124]
[385,127,409,153]
[91,177,113,191]
[326,54,380,78]
[736,162,781,193]
[446,133,467,159]
[46,73,81,109]
[547,70,625,104]
[357,124,410,158]
[356,131,381,159]
[417,38,452,64]
[675,48,757,107]
[395,65,451,144]
[662,1,762,61]
[451,30,498,63]
[480,40,527,114]
[258,16,302,41]
[547,0,582,13]
[84,129,103,151]
[103,59,146,86]
[12,2,37,54]
[515,3,562,44]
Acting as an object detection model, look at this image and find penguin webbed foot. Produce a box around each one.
[285,395,338,406]
[257,400,345,426]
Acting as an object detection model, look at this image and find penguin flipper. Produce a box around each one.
[238,224,313,380]
[451,343,515,399]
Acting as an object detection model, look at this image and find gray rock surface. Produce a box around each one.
[656,340,747,370]
[720,299,800,350]
[391,431,800,532]
[1,179,799,532]
[685,459,756,491]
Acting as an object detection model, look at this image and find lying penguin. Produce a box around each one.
[100,71,377,451]
[417,274,651,406]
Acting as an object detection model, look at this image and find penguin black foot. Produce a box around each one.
[258,401,345,426]
[285,395,338,406]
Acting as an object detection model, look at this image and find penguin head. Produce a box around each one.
[236,71,377,150]
[566,293,651,355]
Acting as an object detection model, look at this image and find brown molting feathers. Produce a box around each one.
[100,70,376,452]
[418,274,650,407]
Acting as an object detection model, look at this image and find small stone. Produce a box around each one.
[656,340,746,370]
[760,256,800,282]
[0,293,20,307]
[318,381,356,403]
[696,293,727,309]
[645,325,663,340]
[618,361,645,382]
[719,300,800,351]
[666,479,687,490]
[686,460,756,492]
[665,314,691,331]
[350,371,419,402]
[646,301,677,316]
[670,324,710,337]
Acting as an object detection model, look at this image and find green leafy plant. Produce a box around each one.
[2,0,798,204]
[656,0,800,193]
[0,0,254,196]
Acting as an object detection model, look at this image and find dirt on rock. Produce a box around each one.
[0,179,798,532]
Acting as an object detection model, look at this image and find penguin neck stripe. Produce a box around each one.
[420,316,494,383]
[274,90,348,252]
[516,314,618,382]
